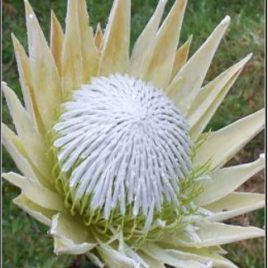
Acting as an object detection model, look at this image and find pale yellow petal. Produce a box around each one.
[3,172,64,211]
[49,213,96,255]
[143,244,207,268]
[53,237,94,255]
[11,34,40,130]
[98,244,140,268]
[196,156,264,205]
[2,84,51,178]
[13,194,54,226]
[204,192,265,222]
[169,247,237,268]
[61,0,99,92]
[61,0,83,94]
[77,0,99,81]
[170,222,264,247]
[193,109,265,169]
[188,54,252,140]
[2,123,36,179]
[99,0,130,75]
[145,244,237,268]
[129,0,167,78]
[25,0,62,130]
[167,16,230,114]
[50,10,64,75]
[2,123,53,187]
[171,35,192,79]
[94,22,104,50]
[145,0,187,88]
[138,252,165,268]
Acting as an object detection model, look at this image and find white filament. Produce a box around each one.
[54,74,192,219]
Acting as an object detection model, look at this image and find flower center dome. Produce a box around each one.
[53,74,192,220]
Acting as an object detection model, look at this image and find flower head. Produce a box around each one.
[2,0,264,267]
[54,74,192,220]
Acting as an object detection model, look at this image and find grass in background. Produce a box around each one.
[2,0,264,267]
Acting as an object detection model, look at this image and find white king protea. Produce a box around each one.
[2,0,265,267]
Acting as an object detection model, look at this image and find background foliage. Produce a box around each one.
[2,0,264,267]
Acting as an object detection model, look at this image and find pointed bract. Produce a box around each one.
[205,192,265,221]
[129,0,167,78]
[61,0,83,94]
[13,194,54,226]
[168,16,230,114]
[145,0,187,88]
[2,123,37,180]
[11,34,39,129]
[50,11,64,75]
[99,0,130,75]
[25,0,62,130]
[50,213,96,255]
[77,0,99,81]
[3,172,64,211]
[173,222,264,247]
[2,84,51,181]
[95,22,104,50]
[196,156,264,205]
[193,109,265,169]
[188,54,252,140]
[171,35,193,79]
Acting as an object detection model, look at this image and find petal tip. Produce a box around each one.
[247,52,253,59]
[222,15,231,24]
[259,153,265,161]
[1,81,8,87]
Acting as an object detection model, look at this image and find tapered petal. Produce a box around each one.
[129,0,167,78]
[138,252,165,268]
[77,0,99,81]
[196,156,264,205]
[2,84,51,179]
[165,222,264,247]
[95,22,104,50]
[171,35,192,79]
[99,0,130,75]
[13,194,54,226]
[2,123,36,180]
[25,0,62,130]
[193,109,265,169]
[50,213,96,255]
[145,0,187,88]
[3,172,64,211]
[61,0,83,93]
[173,247,237,268]
[144,244,237,268]
[50,10,64,74]
[143,244,211,268]
[188,54,252,140]
[53,237,94,255]
[204,192,265,222]
[98,244,141,268]
[167,16,230,114]
[11,35,38,128]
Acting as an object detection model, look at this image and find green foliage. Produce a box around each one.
[2,0,264,267]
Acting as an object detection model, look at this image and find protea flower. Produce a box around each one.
[2,0,265,267]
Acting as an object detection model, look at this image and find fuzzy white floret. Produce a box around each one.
[54,74,192,219]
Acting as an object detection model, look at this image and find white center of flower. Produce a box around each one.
[53,74,192,219]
